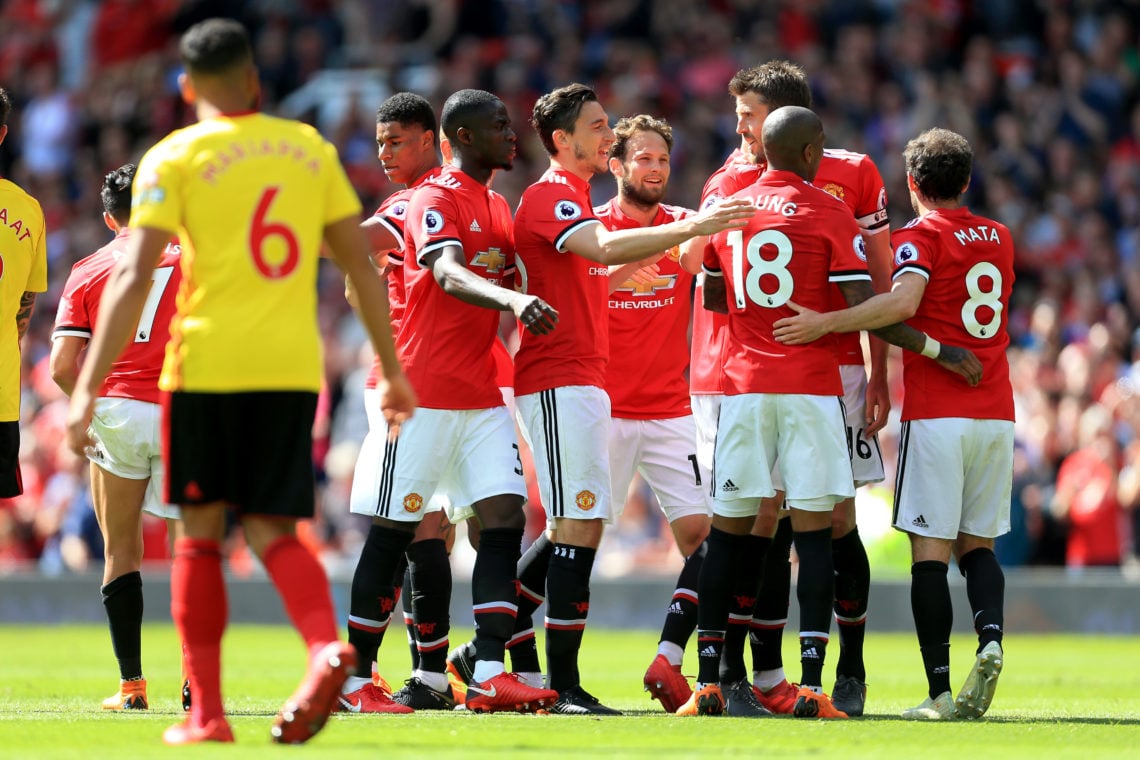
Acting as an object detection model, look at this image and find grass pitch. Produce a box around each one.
[0,624,1137,758]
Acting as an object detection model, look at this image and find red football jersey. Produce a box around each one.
[399,165,516,409]
[815,149,890,365]
[891,207,1015,421]
[704,169,869,396]
[492,335,513,389]
[366,167,441,390]
[53,228,181,404]
[690,158,764,395]
[512,168,606,396]
[599,199,694,419]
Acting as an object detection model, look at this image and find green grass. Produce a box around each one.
[0,624,1137,758]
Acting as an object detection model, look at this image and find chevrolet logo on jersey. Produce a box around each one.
[616,273,677,295]
[472,247,505,274]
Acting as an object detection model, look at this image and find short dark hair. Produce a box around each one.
[441,89,502,141]
[728,61,812,109]
[609,114,673,161]
[904,128,973,202]
[0,87,10,128]
[376,92,438,142]
[531,83,599,156]
[179,18,253,76]
[101,163,136,225]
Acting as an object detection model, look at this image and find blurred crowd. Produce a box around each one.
[1,0,1139,578]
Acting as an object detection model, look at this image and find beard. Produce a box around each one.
[574,142,607,174]
[620,176,665,209]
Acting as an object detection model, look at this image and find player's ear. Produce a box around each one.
[102,211,118,233]
[553,128,569,151]
[608,156,622,177]
[177,72,195,105]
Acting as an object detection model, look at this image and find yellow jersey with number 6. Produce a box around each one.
[130,112,361,392]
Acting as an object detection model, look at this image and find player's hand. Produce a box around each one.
[773,301,831,344]
[377,372,417,438]
[65,388,96,458]
[627,262,661,286]
[864,371,890,437]
[514,294,559,335]
[936,345,983,387]
[689,198,754,236]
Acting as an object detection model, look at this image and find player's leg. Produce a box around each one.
[952,419,1014,718]
[161,390,234,744]
[780,395,854,719]
[895,419,965,721]
[636,416,711,713]
[394,511,453,708]
[682,394,777,718]
[91,462,151,709]
[830,366,883,716]
[750,513,797,713]
[460,406,559,712]
[517,386,619,714]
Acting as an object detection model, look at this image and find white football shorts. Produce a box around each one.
[609,415,711,523]
[893,417,1014,540]
[88,397,179,520]
[350,395,523,523]
[712,393,854,517]
[516,385,613,523]
[840,364,886,487]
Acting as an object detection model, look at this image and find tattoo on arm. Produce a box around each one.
[867,322,926,354]
[16,292,36,341]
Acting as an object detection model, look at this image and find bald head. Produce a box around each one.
[761,106,825,181]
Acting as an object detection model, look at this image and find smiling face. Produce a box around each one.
[735,91,773,165]
[564,99,615,176]
[375,120,435,185]
[612,128,670,208]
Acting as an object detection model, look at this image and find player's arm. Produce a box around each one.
[50,336,87,397]
[424,245,558,335]
[676,236,704,275]
[65,226,169,455]
[325,215,416,429]
[862,229,894,435]
[562,199,753,265]
[607,257,662,293]
[361,215,401,264]
[16,292,36,341]
[702,271,728,314]
[834,279,981,386]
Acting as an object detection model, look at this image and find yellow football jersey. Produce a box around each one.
[0,179,47,421]
[130,113,362,392]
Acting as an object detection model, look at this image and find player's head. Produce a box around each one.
[375,92,439,185]
[903,127,973,210]
[0,87,10,146]
[608,114,673,209]
[761,106,825,181]
[177,18,258,110]
[531,83,614,176]
[441,89,516,173]
[728,61,811,163]
[101,163,136,231]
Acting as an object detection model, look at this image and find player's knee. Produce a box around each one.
[831,499,856,537]
[553,517,603,548]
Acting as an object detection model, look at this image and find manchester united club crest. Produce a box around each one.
[403,493,424,513]
[821,182,845,201]
[575,490,597,510]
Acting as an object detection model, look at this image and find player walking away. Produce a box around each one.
[351,88,561,715]
[0,86,47,504]
[64,19,416,745]
[687,106,980,720]
[773,128,1012,721]
[587,114,715,714]
[507,83,753,715]
[339,91,447,715]
[50,164,186,713]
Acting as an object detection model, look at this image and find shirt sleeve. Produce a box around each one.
[53,262,95,340]
[406,183,462,267]
[528,182,600,253]
[827,208,871,283]
[855,155,889,234]
[129,140,184,235]
[891,229,932,281]
[25,198,47,293]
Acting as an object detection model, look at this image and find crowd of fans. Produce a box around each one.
[1,0,1138,578]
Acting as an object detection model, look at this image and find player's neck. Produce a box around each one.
[452,156,492,187]
[195,98,256,121]
[916,197,962,215]
[550,156,593,183]
[616,197,658,226]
